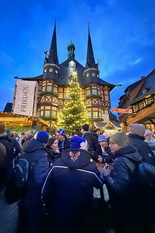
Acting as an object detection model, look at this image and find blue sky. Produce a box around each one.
[0,0,155,111]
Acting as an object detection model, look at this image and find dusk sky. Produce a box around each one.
[0,0,155,112]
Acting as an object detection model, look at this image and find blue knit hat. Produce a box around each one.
[70,136,88,149]
[98,134,107,142]
[35,131,49,144]
[56,129,65,136]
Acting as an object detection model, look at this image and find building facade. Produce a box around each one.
[12,22,115,126]
[118,69,155,132]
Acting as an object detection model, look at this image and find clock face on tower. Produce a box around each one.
[69,61,76,68]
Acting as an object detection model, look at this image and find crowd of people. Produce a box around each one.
[0,122,155,233]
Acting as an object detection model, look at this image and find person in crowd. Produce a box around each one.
[81,124,94,156]
[16,133,26,148]
[22,130,34,148]
[0,124,14,180]
[55,129,70,154]
[6,129,21,157]
[101,133,145,233]
[92,128,101,151]
[144,129,155,155]
[45,137,60,164]
[94,134,114,163]
[17,131,50,233]
[0,143,7,192]
[42,136,103,233]
[128,123,155,166]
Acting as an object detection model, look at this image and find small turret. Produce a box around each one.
[67,41,75,59]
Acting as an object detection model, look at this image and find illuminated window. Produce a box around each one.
[86,89,91,95]
[92,88,98,95]
[59,93,63,98]
[86,73,89,77]
[44,110,50,117]
[52,111,57,117]
[42,86,46,92]
[40,111,43,117]
[88,112,91,118]
[93,112,98,118]
[47,86,52,92]
[53,86,58,93]
[49,68,53,72]
[55,70,58,74]
[69,61,76,68]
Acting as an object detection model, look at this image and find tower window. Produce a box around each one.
[44,69,47,72]
[55,70,58,74]
[49,68,53,72]
[86,74,89,77]
[69,61,76,68]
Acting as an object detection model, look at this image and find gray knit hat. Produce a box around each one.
[129,123,145,137]
[110,133,129,147]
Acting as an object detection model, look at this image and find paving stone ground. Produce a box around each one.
[0,191,18,233]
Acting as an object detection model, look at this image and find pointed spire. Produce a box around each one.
[48,19,59,65]
[86,24,95,68]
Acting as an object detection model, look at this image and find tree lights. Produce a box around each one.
[58,71,88,134]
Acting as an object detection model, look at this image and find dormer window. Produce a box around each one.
[69,61,76,68]
[49,68,53,72]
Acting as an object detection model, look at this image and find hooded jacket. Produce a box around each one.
[42,148,103,233]
[104,146,142,219]
[19,138,50,207]
[128,133,155,166]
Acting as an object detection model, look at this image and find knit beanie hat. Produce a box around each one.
[144,129,153,137]
[110,133,129,147]
[56,129,65,136]
[0,124,7,137]
[129,123,145,137]
[25,130,33,136]
[98,134,107,142]
[70,136,88,149]
[34,131,49,144]
[82,124,89,131]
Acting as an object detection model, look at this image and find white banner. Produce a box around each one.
[13,80,38,116]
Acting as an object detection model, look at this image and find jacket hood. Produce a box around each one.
[114,145,142,163]
[61,148,91,169]
[23,138,46,153]
[128,133,145,141]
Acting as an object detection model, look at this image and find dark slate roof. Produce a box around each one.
[3,103,12,112]
[109,111,118,122]
[124,79,143,93]
[15,74,43,81]
[48,21,59,65]
[131,69,155,104]
[86,29,96,68]
[95,121,121,129]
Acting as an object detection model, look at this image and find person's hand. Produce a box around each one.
[101,164,112,176]
[97,155,103,163]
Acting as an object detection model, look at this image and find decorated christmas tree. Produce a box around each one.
[59,71,88,134]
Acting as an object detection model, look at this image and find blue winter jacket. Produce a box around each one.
[19,138,50,208]
[42,148,103,233]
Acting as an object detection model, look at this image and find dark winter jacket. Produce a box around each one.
[42,148,103,233]
[94,144,114,163]
[128,133,155,166]
[45,146,60,164]
[58,135,70,154]
[104,146,142,219]
[83,131,94,155]
[93,134,99,151]
[19,138,50,208]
